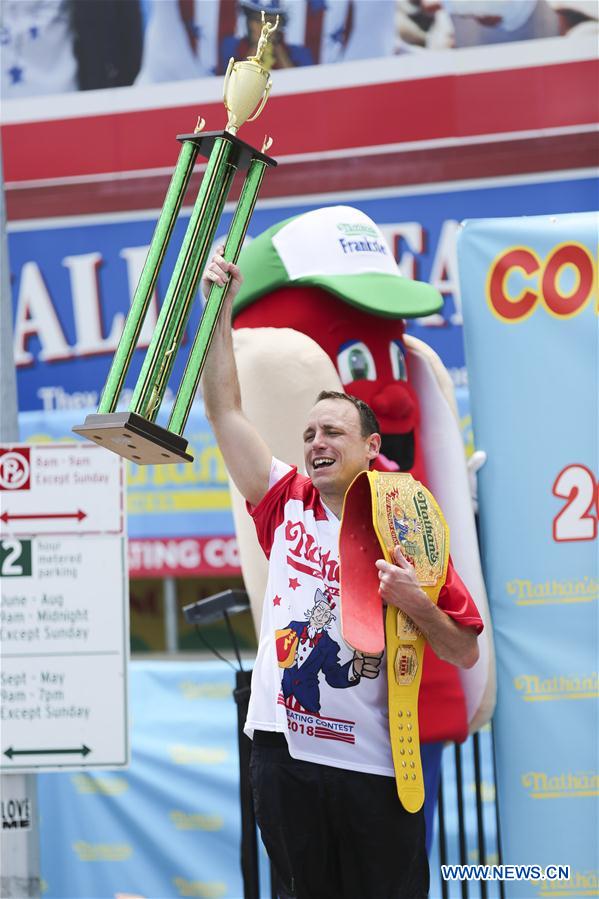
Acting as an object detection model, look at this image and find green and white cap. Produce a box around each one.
[233,205,443,319]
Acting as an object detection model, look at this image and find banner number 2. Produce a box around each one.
[552,465,598,542]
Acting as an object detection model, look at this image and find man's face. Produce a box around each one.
[302,398,379,495]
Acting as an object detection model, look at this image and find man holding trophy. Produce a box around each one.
[201,247,483,899]
[73,12,484,896]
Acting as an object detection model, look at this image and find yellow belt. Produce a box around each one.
[339,471,449,813]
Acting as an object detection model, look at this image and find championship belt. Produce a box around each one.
[339,471,449,813]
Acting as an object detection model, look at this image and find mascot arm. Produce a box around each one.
[405,334,496,732]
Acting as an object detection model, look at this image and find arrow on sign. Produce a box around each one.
[4,745,91,759]
[1,510,87,523]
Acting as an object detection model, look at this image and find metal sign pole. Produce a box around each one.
[0,144,41,899]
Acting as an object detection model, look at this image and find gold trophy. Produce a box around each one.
[74,14,279,465]
[223,17,277,133]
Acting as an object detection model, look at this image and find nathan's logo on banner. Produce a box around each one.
[72,841,133,862]
[173,877,227,898]
[514,673,599,701]
[537,869,599,897]
[521,771,599,799]
[506,575,598,605]
[486,242,597,323]
[71,774,128,795]
[169,811,223,831]
[178,681,231,701]
[168,745,228,766]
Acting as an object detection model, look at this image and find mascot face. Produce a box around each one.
[234,285,427,483]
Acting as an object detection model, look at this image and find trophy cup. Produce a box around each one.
[73,14,279,465]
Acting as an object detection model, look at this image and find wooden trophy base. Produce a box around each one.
[73,412,193,465]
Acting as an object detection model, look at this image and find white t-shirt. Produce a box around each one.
[245,458,395,776]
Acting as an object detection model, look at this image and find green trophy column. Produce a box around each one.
[98,138,200,414]
[129,136,236,421]
[72,11,280,466]
[168,158,268,436]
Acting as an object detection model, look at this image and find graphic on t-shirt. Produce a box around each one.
[275,588,381,716]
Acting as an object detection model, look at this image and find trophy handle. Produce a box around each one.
[246,75,272,124]
[223,57,234,108]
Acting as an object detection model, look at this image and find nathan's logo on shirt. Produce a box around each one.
[285,520,339,583]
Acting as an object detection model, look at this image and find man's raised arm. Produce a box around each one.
[201,249,272,507]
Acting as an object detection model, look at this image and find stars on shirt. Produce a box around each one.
[289,577,300,591]
[272,595,282,607]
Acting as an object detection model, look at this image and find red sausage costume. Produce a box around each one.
[230,206,495,743]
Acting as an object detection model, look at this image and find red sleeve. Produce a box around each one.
[247,465,328,559]
[246,466,299,559]
[437,556,484,634]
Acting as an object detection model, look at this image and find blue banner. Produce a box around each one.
[38,661,259,899]
[9,174,598,412]
[458,211,598,898]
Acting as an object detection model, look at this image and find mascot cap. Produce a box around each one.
[233,205,443,319]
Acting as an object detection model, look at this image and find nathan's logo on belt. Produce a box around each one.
[384,488,441,566]
[413,490,440,565]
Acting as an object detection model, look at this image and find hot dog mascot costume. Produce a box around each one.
[227,205,495,841]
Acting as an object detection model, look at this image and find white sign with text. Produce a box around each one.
[0,443,128,771]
